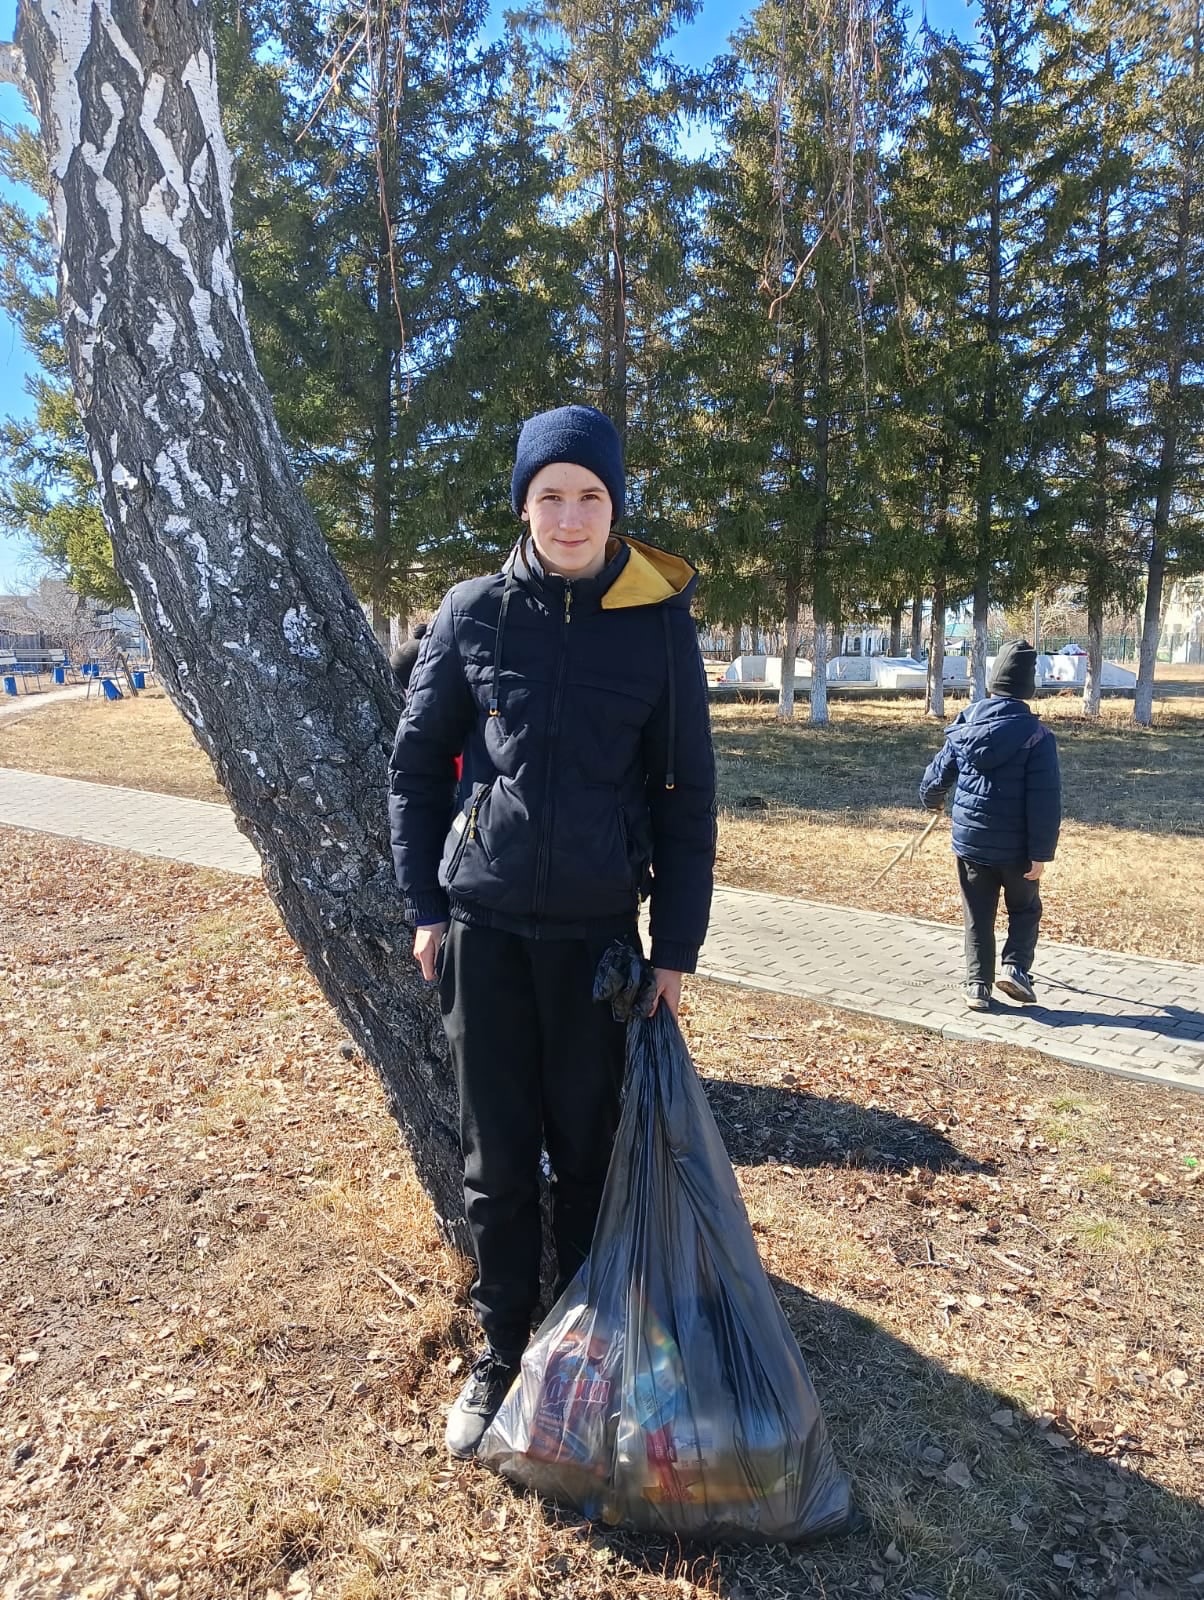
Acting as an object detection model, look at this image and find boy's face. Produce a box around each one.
[522,462,613,580]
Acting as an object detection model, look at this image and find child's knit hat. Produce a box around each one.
[989,639,1038,699]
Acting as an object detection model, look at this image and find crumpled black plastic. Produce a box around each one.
[478,942,853,1543]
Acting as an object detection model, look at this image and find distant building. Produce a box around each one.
[1161,579,1204,665]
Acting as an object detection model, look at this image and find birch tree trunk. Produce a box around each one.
[15,0,466,1245]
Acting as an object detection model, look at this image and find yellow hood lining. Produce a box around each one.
[601,538,695,610]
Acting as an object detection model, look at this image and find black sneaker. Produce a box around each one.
[964,983,992,1012]
[997,967,1037,1004]
[444,1350,519,1459]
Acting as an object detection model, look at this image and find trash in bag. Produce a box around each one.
[478,941,853,1543]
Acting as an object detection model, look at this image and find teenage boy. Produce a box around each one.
[919,639,1061,1012]
[388,404,716,1457]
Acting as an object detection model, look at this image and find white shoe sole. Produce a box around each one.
[996,976,1036,1004]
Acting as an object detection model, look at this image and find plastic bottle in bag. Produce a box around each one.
[616,1306,701,1505]
[526,1321,619,1479]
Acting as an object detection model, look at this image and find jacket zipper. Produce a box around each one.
[532,583,572,918]
[447,784,488,882]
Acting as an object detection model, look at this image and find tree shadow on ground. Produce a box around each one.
[698,1076,994,1176]
[525,1275,1204,1600]
[710,704,1204,838]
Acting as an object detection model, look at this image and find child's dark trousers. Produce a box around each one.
[956,856,1041,986]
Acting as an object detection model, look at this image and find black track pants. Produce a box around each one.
[438,920,632,1360]
[956,856,1042,987]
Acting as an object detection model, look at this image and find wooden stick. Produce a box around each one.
[870,810,944,890]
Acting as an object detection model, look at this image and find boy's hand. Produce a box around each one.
[1024,861,1046,881]
[413,922,448,981]
[649,969,683,1019]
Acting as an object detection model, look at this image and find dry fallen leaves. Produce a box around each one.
[1,827,1202,1600]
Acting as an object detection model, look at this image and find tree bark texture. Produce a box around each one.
[17,0,467,1245]
[909,596,923,660]
[970,561,990,703]
[927,574,947,719]
[1134,17,1198,727]
[810,618,830,726]
[1133,540,1166,728]
[777,578,800,721]
[1083,570,1104,720]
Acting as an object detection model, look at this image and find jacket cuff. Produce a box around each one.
[405,888,450,926]
[650,939,699,975]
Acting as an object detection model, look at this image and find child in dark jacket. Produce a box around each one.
[389,405,716,1459]
[919,640,1061,1011]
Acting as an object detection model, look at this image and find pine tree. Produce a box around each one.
[1029,0,1146,716]
[510,0,709,522]
[1130,0,1204,725]
[686,0,906,724]
[884,28,981,717]
[961,0,1048,700]
[0,123,125,601]
[232,0,549,641]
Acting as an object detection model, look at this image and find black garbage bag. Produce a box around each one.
[478,943,853,1543]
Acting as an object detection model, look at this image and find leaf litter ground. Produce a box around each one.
[1,830,1202,1600]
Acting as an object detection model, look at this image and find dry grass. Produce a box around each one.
[2,828,1202,1599]
[3,679,1204,964]
[0,688,224,803]
[713,691,1204,964]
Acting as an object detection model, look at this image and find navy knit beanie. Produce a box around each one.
[510,404,625,519]
[990,639,1038,699]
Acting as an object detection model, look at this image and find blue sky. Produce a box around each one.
[0,0,977,591]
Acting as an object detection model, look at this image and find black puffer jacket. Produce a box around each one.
[388,536,716,973]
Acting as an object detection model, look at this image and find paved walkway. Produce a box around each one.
[0,684,90,721]
[0,766,259,875]
[2,766,1201,1094]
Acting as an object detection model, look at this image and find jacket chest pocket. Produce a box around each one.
[567,669,661,785]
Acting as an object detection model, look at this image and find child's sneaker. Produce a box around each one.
[964,983,992,1012]
[997,967,1037,1004]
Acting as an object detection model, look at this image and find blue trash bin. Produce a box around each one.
[132,670,146,690]
[101,677,123,701]
[53,666,66,685]
[2,676,17,697]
